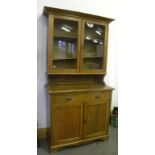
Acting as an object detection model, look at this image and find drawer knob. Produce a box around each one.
[65,98,72,101]
[95,96,101,99]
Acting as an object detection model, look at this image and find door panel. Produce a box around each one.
[80,20,108,73]
[52,103,83,145]
[48,15,81,74]
[83,102,109,138]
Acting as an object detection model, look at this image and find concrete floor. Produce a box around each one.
[37,126,118,155]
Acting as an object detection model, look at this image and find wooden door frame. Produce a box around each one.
[79,19,109,74]
[47,15,81,74]
[82,101,109,139]
[51,102,83,145]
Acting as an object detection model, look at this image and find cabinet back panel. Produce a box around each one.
[48,75,104,85]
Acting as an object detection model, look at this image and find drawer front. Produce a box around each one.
[52,91,111,104]
[83,91,111,103]
[53,93,82,104]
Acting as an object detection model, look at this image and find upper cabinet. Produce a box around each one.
[44,7,114,74]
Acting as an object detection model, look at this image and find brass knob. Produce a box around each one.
[95,96,101,99]
[65,98,72,101]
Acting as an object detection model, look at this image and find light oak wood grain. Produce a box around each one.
[43,6,114,152]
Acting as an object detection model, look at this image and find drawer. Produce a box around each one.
[52,91,111,104]
[83,91,111,103]
[53,93,82,104]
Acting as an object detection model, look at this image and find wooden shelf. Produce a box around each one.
[48,84,114,93]
[53,56,103,60]
[54,35,77,39]
[84,36,104,41]
[83,56,103,59]
[53,57,76,60]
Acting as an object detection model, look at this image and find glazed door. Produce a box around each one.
[83,102,109,139]
[80,20,108,74]
[52,103,83,145]
[48,15,81,74]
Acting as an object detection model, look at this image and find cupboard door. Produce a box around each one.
[48,15,81,74]
[83,102,109,139]
[52,103,83,145]
[80,20,108,74]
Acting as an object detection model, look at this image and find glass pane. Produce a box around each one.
[83,22,105,69]
[52,18,78,69]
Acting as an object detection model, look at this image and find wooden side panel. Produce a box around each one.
[52,103,83,145]
[47,15,54,74]
[83,102,109,139]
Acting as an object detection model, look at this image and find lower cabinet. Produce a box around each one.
[50,90,112,151]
